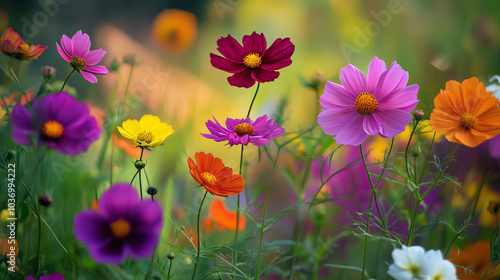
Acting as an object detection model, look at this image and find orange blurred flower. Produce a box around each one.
[187,152,245,197]
[449,240,498,280]
[112,133,146,159]
[152,9,197,53]
[0,238,19,271]
[208,198,245,231]
[430,77,500,147]
[0,27,45,60]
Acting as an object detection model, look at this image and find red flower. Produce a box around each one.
[187,152,245,197]
[210,32,295,88]
[0,28,46,60]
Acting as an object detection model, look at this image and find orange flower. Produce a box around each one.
[151,9,198,53]
[0,28,45,60]
[449,240,498,280]
[209,198,245,231]
[112,133,146,159]
[0,28,23,55]
[430,77,500,147]
[187,152,245,197]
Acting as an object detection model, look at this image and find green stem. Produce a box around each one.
[418,132,436,184]
[444,141,489,256]
[405,120,420,181]
[60,68,76,92]
[167,256,174,280]
[191,191,208,280]
[20,180,41,276]
[234,145,244,269]
[255,168,275,279]
[1,96,10,115]
[246,82,260,118]
[123,64,135,101]
[359,144,375,280]
[145,250,155,280]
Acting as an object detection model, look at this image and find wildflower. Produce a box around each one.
[11,92,100,155]
[413,110,424,120]
[56,30,109,83]
[42,65,56,80]
[27,273,66,280]
[318,56,419,145]
[187,152,245,197]
[74,183,163,264]
[117,115,174,149]
[208,198,245,231]
[0,27,46,60]
[387,245,427,280]
[202,114,284,146]
[450,241,498,280]
[429,77,500,147]
[152,9,198,53]
[210,32,295,88]
[420,250,457,280]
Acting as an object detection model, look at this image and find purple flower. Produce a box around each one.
[74,183,163,264]
[11,92,100,155]
[210,32,295,88]
[27,273,65,280]
[202,114,284,146]
[490,135,500,159]
[56,30,109,83]
[318,56,419,145]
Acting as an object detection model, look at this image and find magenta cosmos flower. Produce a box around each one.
[74,183,163,264]
[202,114,284,146]
[56,30,109,83]
[11,92,100,155]
[27,273,65,280]
[210,32,295,88]
[318,56,419,145]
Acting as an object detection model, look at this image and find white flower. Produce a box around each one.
[388,246,427,280]
[420,250,457,280]
[486,75,500,100]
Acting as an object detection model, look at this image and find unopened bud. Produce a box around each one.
[134,160,146,170]
[414,110,425,121]
[42,66,56,80]
[487,200,500,215]
[310,70,326,88]
[109,58,121,72]
[167,252,175,260]
[147,187,158,196]
[123,54,138,67]
[411,142,421,158]
[39,194,53,207]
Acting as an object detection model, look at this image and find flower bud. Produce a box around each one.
[134,160,146,170]
[39,194,53,207]
[411,142,421,158]
[42,66,56,80]
[310,70,326,89]
[109,58,121,72]
[123,54,138,67]
[4,150,16,161]
[167,252,175,260]
[147,187,158,196]
[413,110,425,121]
[487,200,500,215]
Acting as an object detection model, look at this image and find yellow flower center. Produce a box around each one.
[460,113,477,129]
[137,131,155,144]
[42,120,64,139]
[200,172,216,186]
[71,55,86,70]
[110,219,131,238]
[433,274,442,280]
[243,53,262,68]
[355,92,378,115]
[234,123,254,137]
[410,264,420,275]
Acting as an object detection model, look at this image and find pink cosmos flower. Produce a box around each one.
[318,56,419,145]
[210,32,295,88]
[202,114,284,146]
[56,30,109,83]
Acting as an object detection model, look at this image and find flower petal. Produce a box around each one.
[375,109,413,138]
[83,49,106,66]
[340,64,367,95]
[83,65,109,75]
[71,30,91,57]
[74,210,112,244]
[210,53,246,73]
[56,42,71,62]
[227,68,256,88]
[366,56,386,93]
[320,81,358,108]
[374,61,408,99]
[250,68,279,83]
[98,184,140,221]
[242,32,267,56]
[80,71,98,83]
[216,34,245,63]
[60,34,74,58]
[260,37,295,71]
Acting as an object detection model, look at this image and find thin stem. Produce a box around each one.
[246,82,260,118]
[234,145,244,269]
[255,170,274,279]
[145,250,155,280]
[359,143,375,280]
[123,64,135,101]
[405,120,420,182]
[130,170,140,185]
[139,168,143,200]
[20,179,41,275]
[418,132,436,184]
[191,191,208,280]
[60,68,76,92]
[1,97,10,115]
[167,256,174,280]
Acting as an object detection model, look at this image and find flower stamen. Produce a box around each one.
[234,123,254,136]
[71,55,86,70]
[137,131,155,144]
[243,53,262,68]
[42,120,64,139]
[200,172,216,186]
[110,219,131,238]
[460,113,477,129]
[355,92,378,115]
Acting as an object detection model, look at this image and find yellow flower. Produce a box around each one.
[117,115,174,149]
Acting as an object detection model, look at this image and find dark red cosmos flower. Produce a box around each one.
[210,32,295,88]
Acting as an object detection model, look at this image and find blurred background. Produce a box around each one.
[1,0,500,279]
